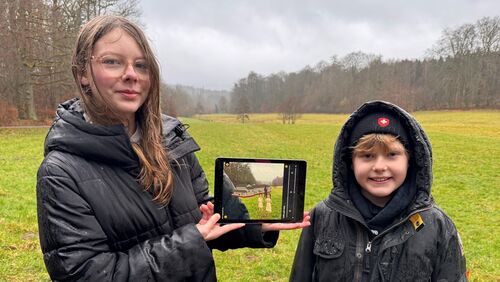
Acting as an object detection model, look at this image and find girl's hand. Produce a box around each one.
[261,212,311,232]
[196,202,245,241]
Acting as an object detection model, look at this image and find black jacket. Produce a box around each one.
[37,98,278,281]
[290,101,467,282]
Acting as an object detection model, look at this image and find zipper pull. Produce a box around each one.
[365,241,372,254]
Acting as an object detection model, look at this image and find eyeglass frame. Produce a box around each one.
[90,54,150,79]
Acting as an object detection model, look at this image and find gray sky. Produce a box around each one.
[140,0,500,91]
[248,163,284,184]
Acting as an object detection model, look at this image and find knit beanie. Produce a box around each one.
[349,112,410,148]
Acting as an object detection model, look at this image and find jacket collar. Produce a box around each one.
[44,98,200,171]
[161,115,200,159]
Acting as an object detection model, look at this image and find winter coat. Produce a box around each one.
[290,101,467,282]
[36,98,278,281]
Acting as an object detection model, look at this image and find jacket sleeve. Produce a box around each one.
[432,214,468,281]
[289,207,317,282]
[37,160,214,281]
[186,152,212,203]
[186,152,279,250]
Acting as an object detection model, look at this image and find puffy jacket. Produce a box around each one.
[290,101,467,282]
[37,98,278,281]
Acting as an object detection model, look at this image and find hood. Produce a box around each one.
[44,98,199,172]
[329,100,433,211]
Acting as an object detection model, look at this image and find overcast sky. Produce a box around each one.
[248,163,284,183]
[139,0,500,91]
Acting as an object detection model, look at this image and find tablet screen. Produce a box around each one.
[214,158,306,223]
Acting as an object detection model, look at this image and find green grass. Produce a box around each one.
[0,111,499,281]
[239,187,283,220]
[0,128,49,281]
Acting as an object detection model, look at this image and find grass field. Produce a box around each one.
[0,110,498,281]
[238,187,283,220]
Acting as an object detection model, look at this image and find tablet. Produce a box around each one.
[214,157,306,223]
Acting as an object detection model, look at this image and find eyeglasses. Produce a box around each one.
[91,54,150,79]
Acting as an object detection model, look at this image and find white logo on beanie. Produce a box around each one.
[377,117,390,127]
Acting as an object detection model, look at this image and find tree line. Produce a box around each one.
[0,4,498,125]
[160,84,229,117]
[224,163,257,187]
[229,16,500,123]
[0,0,228,125]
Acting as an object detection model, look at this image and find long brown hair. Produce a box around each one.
[71,15,173,205]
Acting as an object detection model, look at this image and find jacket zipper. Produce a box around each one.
[352,206,431,281]
[354,223,364,282]
[328,199,432,280]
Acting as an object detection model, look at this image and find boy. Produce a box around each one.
[290,101,467,281]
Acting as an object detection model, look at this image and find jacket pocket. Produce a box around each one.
[313,232,345,258]
[312,232,347,281]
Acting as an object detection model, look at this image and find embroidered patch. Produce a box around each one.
[409,213,425,231]
[377,117,390,127]
[313,234,345,259]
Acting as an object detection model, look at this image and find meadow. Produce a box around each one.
[238,186,283,220]
[0,110,498,281]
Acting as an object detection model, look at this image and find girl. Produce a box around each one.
[37,15,309,281]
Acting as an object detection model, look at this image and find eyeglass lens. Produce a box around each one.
[94,55,149,77]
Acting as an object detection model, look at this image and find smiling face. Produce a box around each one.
[352,134,409,207]
[80,27,151,126]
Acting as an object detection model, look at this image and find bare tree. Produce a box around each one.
[340,51,381,72]
[218,96,228,113]
[476,16,500,54]
[0,0,142,124]
[432,24,477,58]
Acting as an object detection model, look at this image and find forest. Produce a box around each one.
[228,17,500,123]
[0,0,499,125]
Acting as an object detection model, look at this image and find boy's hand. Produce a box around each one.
[261,212,311,232]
